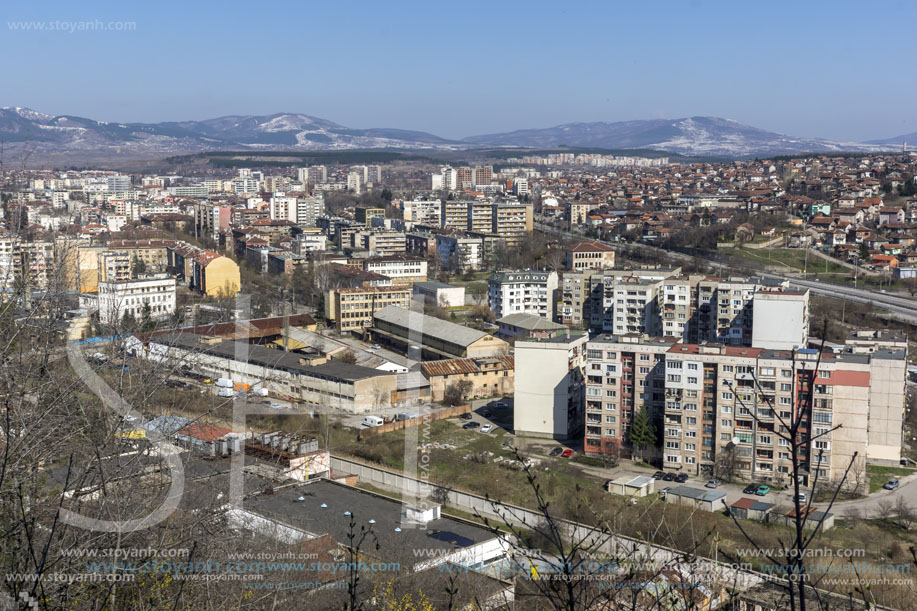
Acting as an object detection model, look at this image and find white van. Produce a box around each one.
[217,387,234,398]
[215,378,233,388]
[362,416,384,427]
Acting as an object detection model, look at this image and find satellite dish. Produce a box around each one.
[732,437,740,445]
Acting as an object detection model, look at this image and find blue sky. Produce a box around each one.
[2,0,914,141]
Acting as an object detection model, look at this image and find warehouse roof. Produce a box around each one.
[373,306,488,348]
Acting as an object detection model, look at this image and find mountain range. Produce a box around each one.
[0,106,910,159]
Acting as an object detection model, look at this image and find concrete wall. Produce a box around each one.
[868,355,906,462]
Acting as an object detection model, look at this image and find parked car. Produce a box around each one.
[705,479,719,489]
[604,479,613,490]
[755,485,771,496]
[653,471,665,480]
[502,440,513,448]
[493,402,508,409]
[549,447,563,457]
[795,493,807,503]
[561,449,574,458]
[268,402,284,410]
[371,344,381,349]
[743,483,759,494]
[362,416,384,428]
[674,473,688,483]
[462,422,480,430]
[459,413,473,420]
[884,479,900,490]
[481,409,492,418]
[662,472,676,482]
[479,424,493,433]
[659,487,672,498]
[394,413,417,421]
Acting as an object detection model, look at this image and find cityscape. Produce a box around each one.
[3,2,917,611]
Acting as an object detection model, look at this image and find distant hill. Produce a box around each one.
[0,106,893,160]
[462,116,885,157]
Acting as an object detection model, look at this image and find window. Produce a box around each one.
[605,416,616,423]
[721,392,733,400]
[668,361,683,369]
[587,387,601,397]
[639,354,650,361]
[687,363,698,370]
[687,377,698,384]
[606,351,617,359]
[781,369,792,377]
[605,403,617,410]
[667,374,681,382]
[639,367,650,374]
[721,405,732,414]
[780,383,792,391]
[759,435,772,444]
[606,390,617,397]
[722,365,734,372]
[665,441,680,449]
[605,364,617,373]
[721,419,731,427]
[587,350,603,359]
[759,367,775,376]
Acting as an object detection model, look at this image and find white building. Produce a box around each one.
[346,172,363,194]
[403,199,442,226]
[363,256,427,284]
[98,274,176,325]
[488,270,558,319]
[413,281,465,308]
[751,289,810,350]
[514,333,589,439]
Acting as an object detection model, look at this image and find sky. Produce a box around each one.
[1,0,915,142]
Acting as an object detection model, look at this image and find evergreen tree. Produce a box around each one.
[628,405,656,461]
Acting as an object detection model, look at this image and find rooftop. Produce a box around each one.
[373,306,489,348]
[241,480,496,557]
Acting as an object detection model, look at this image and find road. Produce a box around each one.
[537,222,917,324]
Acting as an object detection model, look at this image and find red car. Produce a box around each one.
[561,449,574,458]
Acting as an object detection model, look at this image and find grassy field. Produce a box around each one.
[867,464,913,493]
[725,247,852,277]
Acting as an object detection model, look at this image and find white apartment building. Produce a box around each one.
[435,235,483,272]
[488,270,558,319]
[403,199,442,226]
[515,332,589,439]
[98,274,176,325]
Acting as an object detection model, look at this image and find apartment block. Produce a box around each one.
[355,207,385,226]
[359,231,406,256]
[583,335,673,455]
[403,200,442,226]
[487,270,558,319]
[514,332,589,440]
[98,274,176,325]
[435,234,484,272]
[324,285,413,333]
[585,334,907,486]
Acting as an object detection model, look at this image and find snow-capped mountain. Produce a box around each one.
[0,107,894,159]
[462,117,886,157]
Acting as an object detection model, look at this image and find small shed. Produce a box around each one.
[778,506,835,532]
[730,497,776,522]
[664,486,727,512]
[607,475,655,497]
